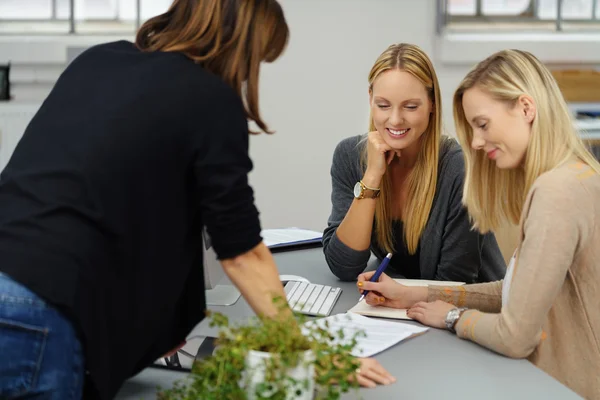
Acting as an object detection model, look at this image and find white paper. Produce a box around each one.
[303,312,428,357]
[261,228,322,248]
[348,279,465,321]
[392,279,465,287]
[348,302,412,320]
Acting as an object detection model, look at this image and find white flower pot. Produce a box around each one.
[242,349,315,400]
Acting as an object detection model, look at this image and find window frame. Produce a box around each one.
[0,0,142,34]
[439,0,600,33]
[436,0,600,64]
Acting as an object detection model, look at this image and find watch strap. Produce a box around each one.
[445,307,468,333]
[358,180,380,199]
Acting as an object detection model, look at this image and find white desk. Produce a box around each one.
[115,248,582,400]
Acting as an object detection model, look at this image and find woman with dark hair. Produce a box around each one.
[0,1,393,399]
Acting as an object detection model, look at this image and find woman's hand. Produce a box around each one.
[162,341,186,357]
[353,357,396,388]
[363,131,401,188]
[407,300,456,329]
[357,271,427,309]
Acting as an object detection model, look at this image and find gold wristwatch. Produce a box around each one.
[353,180,380,199]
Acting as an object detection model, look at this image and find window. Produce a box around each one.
[0,0,172,34]
[440,0,600,32]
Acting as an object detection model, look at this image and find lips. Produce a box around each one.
[387,128,410,138]
[487,149,498,160]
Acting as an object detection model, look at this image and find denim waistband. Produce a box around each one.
[0,272,46,307]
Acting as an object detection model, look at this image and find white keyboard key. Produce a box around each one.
[295,284,316,311]
[283,281,341,317]
[284,281,300,298]
[301,284,324,312]
[309,285,332,315]
[288,282,307,308]
[318,287,341,316]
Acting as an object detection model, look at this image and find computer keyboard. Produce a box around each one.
[283,281,342,317]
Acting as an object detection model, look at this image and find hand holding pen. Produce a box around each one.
[357,255,429,309]
[357,253,393,302]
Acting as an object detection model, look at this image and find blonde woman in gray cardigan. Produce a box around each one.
[323,43,506,283]
[357,49,600,399]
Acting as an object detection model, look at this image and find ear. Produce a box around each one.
[368,88,373,104]
[518,95,536,124]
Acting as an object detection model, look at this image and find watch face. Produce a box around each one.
[353,182,362,198]
[445,309,458,327]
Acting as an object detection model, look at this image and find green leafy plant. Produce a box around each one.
[157,297,365,400]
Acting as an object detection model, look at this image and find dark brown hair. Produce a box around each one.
[136,0,289,133]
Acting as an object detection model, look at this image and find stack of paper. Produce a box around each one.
[348,279,464,320]
[303,312,428,357]
[261,228,323,249]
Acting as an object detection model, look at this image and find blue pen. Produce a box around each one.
[358,252,393,302]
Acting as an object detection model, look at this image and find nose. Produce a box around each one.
[471,134,485,150]
[389,108,405,126]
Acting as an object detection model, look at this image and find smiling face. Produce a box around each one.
[369,69,433,152]
[461,86,535,169]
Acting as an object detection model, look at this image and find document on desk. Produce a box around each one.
[303,312,428,357]
[348,279,465,320]
[261,228,323,249]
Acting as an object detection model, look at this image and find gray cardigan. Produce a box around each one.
[322,135,506,283]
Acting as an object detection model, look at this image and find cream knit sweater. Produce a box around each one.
[429,162,600,400]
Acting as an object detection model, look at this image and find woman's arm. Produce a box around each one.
[323,137,374,281]
[356,269,503,312]
[221,243,289,318]
[194,89,292,319]
[427,281,503,313]
[452,177,591,358]
[324,132,401,281]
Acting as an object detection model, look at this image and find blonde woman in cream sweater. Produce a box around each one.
[356,49,600,400]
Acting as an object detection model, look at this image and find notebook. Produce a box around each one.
[261,228,322,249]
[348,279,465,320]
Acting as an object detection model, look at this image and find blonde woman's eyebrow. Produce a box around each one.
[374,96,422,104]
[471,115,487,124]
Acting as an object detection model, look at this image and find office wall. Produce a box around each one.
[0,0,598,234]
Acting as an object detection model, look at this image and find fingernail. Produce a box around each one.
[357,282,363,288]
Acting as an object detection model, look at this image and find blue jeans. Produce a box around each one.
[0,272,85,400]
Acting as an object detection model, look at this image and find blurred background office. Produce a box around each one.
[0,0,599,261]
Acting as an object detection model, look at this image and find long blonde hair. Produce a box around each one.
[363,43,443,254]
[453,49,600,233]
[136,0,289,134]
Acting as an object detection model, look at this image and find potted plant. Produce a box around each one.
[158,297,365,400]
